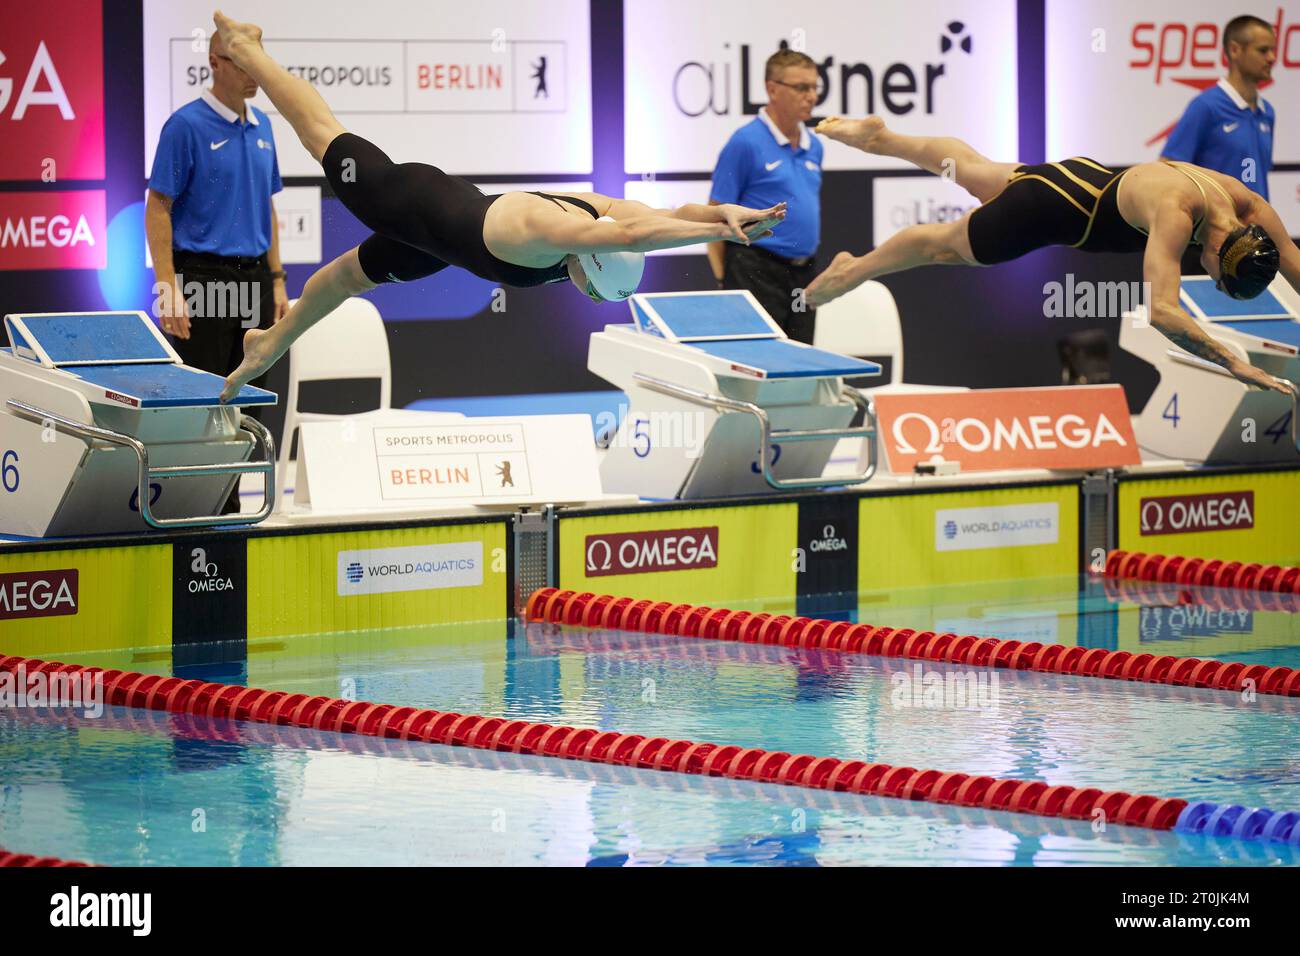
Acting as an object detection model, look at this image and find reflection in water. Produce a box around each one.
[4,704,1297,867]
[2,575,1298,866]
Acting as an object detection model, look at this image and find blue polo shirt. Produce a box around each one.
[1163,79,1274,200]
[148,89,283,256]
[711,109,823,259]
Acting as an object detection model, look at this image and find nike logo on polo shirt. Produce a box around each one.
[1222,122,1239,133]
[765,159,783,171]
[210,139,229,150]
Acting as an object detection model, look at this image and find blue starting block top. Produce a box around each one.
[693,338,880,379]
[1180,276,1292,320]
[1216,320,1300,349]
[3,311,274,407]
[626,290,880,379]
[66,363,273,408]
[1178,277,1300,351]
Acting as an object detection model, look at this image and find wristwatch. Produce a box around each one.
[270,270,287,281]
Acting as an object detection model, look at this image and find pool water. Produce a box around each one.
[2,576,1298,866]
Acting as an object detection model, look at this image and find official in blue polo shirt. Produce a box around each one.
[145,29,287,512]
[1162,15,1276,200]
[709,49,824,343]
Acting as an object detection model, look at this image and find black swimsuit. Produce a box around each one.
[965,157,1213,265]
[322,132,598,285]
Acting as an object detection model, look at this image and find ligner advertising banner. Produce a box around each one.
[1047,0,1299,165]
[624,0,1018,173]
[143,0,592,177]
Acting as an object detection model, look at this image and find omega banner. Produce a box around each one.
[623,0,1017,173]
[559,502,799,607]
[143,0,591,177]
[874,385,1142,473]
[1047,0,1300,165]
[1117,468,1300,564]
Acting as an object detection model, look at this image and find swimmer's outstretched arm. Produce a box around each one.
[1145,206,1296,397]
[530,202,786,256]
[219,248,374,402]
[592,198,788,244]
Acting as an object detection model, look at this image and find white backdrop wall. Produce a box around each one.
[1047,0,1299,166]
[143,0,593,177]
[624,0,1020,173]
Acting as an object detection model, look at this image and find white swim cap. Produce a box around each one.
[578,217,645,301]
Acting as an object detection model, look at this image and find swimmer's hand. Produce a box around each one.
[719,202,786,243]
[221,328,276,403]
[1231,360,1298,398]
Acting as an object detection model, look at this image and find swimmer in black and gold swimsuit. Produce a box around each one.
[966,157,1230,264]
[805,114,1295,398]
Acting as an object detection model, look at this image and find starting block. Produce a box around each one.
[1121,276,1300,464]
[588,290,881,498]
[0,311,277,536]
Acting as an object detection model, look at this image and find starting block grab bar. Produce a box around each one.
[6,399,277,528]
[1163,351,1300,450]
[633,372,878,489]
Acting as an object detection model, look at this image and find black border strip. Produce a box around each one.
[1077,477,1088,574]
[504,515,516,618]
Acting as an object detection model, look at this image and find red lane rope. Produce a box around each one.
[0,848,91,867]
[523,588,1300,699]
[1104,549,1300,596]
[0,654,1188,835]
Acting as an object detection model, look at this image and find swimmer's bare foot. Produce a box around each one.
[804,251,863,307]
[221,327,277,403]
[213,10,263,63]
[816,116,887,153]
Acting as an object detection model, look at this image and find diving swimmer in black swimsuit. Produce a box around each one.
[210,12,786,401]
[325,131,600,288]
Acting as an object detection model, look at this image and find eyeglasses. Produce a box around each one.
[771,80,821,96]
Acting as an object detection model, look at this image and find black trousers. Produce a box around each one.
[168,248,275,513]
[722,243,818,344]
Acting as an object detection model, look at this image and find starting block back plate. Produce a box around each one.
[5,311,177,367]
[630,290,784,342]
[1180,277,1291,321]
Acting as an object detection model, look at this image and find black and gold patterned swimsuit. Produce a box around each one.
[966,157,1228,264]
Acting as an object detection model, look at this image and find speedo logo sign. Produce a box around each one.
[0,568,78,620]
[585,527,719,577]
[1139,492,1254,536]
[337,542,483,596]
[935,503,1059,552]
